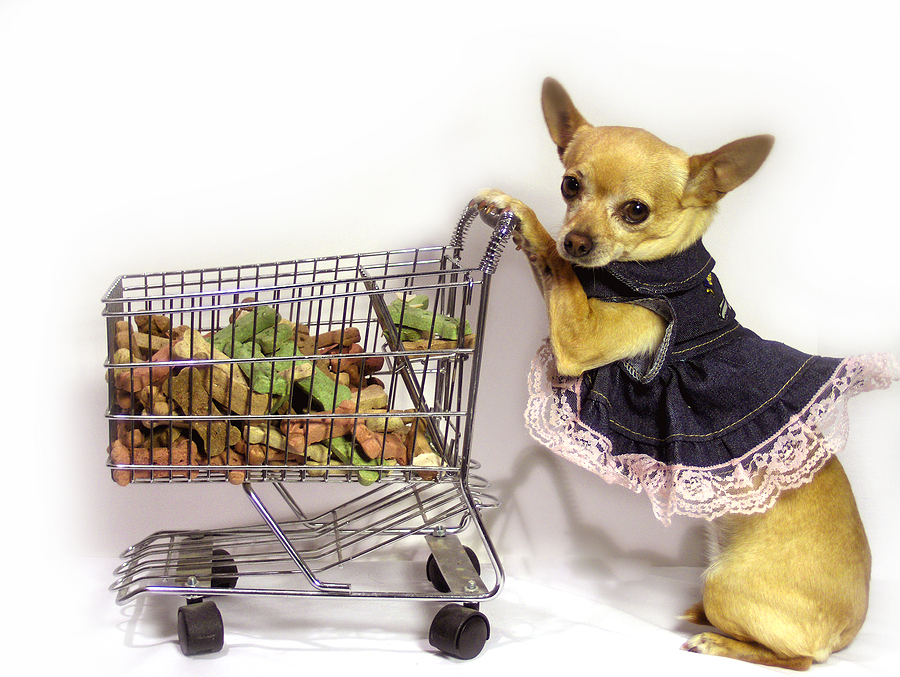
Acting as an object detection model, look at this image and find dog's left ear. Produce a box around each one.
[542,78,591,159]
[683,135,775,207]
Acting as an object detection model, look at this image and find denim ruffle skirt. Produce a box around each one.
[525,241,899,524]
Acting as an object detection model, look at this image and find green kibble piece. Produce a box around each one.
[255,322,294,354]
[213,306,279,353]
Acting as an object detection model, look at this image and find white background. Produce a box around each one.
[2,0,898,673]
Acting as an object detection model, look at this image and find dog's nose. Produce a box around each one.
[563,231,594,258]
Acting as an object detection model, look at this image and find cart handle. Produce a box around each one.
[450,201,520,275]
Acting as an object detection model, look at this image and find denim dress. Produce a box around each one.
[524,240,899,524]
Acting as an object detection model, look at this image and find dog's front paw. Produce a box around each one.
[471,188,527,228]
[472,189,553,262]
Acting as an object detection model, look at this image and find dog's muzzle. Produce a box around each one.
[563,231,594,258]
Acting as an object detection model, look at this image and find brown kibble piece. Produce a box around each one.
[135,314,172,336]
[116,422,145,449]
[315,327,361,350]
[354,424,408,462]
[167,367,241,456]
[137,384,171,416]
[109,437,202,485]
[209,450,247,484]
[114,343,174,392]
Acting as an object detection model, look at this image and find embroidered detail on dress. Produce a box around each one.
[524,341,900,526]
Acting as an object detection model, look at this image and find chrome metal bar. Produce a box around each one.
[242,483,350,593]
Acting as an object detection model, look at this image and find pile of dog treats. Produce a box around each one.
[108,296,473,486]
[388,294,475,350]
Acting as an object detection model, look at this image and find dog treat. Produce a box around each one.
[412,451,444,480]
[326,342,385,388]
[406,418,445,480]
[209,449,247,485]
[245,444,276,466]
[281,400,367,455]
[229,341,291,397]
[353,424,407,463]
[112,330,178,394]
[213,306,285,395]
[113,353,172,393]
[172,328,237,370]
[364,410,411,433]
[315,327,361,349]
[402,335,476,351]
[213,308,328,407]
[116,321,170,357]
[108,303,453,486]
[109,436,202,486]
[206,359,273,416]
[137,383,171,417]
[281,395,408,468]
[168,367,242,456]
[323,435,381,486]
[387,295,474,349]
[347,383,389,411]
[295,363,354,411]
[281,415,345,454]
[213,305,279,353]
[246,425,288,451]
[302,443,332,477]
[135,314,171,337]
[254,322,294,355]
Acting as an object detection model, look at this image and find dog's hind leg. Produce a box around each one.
[679,600,812,668]
[683,632,814,671]
[681,457,870,671]
[681,601,814,669]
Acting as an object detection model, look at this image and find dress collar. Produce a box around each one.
[599,240,714,296]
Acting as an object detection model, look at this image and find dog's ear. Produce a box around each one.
[542,78,591,159]
[683,135,775,207]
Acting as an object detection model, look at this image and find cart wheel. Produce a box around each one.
[426,546,480,593]
[211,548,239,589]
[177,600,224,656]
[429,603,490,660]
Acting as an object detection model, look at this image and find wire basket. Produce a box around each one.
[102,204,516,659]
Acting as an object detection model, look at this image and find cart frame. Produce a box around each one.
[103,204,517,658]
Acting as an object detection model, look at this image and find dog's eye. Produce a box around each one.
[621,200,650,225]
[561,176,581,199]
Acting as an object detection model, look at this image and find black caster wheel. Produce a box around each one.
[429,603,490,660]
[211,548,239,589]
[426,546,480,593]
[177,600,224,656]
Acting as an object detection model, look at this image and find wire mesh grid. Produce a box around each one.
[103,245,489,487]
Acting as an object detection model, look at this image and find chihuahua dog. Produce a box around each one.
[474,78,877,670]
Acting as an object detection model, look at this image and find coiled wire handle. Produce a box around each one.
[450,201,519,275]
[479,210,518,274]
[450,202,478,250]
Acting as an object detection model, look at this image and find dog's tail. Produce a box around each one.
[680,602,711,626]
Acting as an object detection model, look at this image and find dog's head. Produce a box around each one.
[542,78,774,267]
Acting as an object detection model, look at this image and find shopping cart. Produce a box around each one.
[103,202,516,659]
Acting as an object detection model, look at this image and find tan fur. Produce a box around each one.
[475,78,871,669]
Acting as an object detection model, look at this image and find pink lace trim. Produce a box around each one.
[524,341,900,525]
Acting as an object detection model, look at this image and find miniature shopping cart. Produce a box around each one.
[103,202,516,659]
